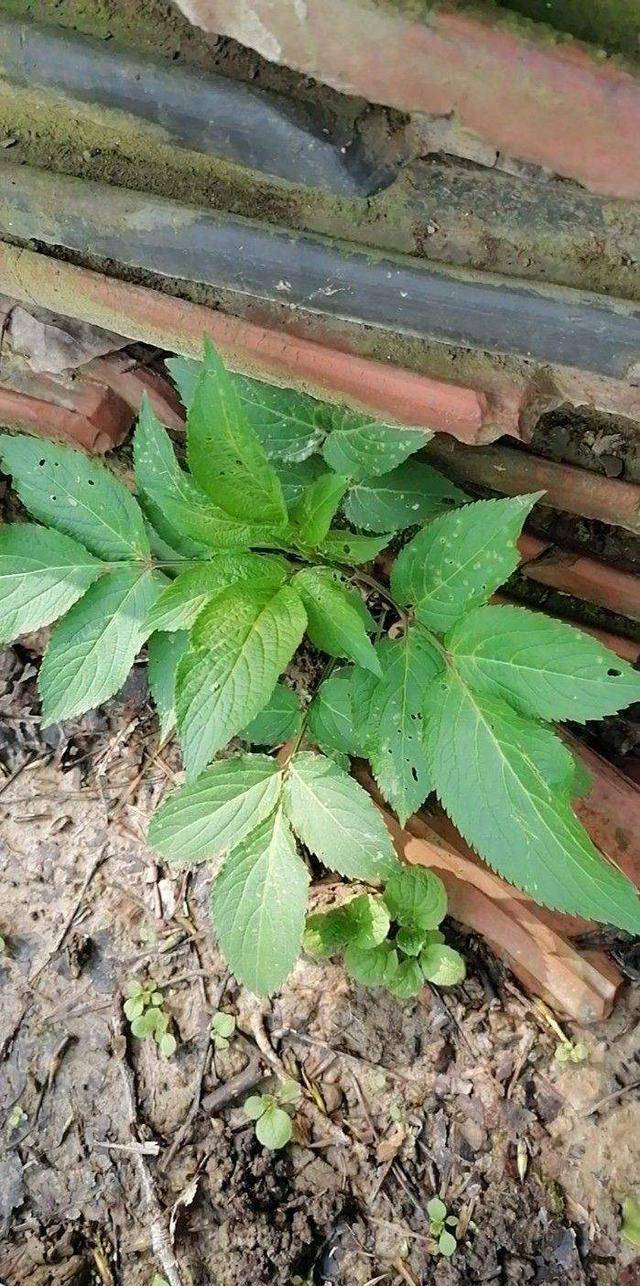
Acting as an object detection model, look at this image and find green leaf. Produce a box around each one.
[424,674,640,932]
[307,667,364,757]
[233,375,325,462]
[344,940,398,987]
[278,1077,302,1106]
[294,567,381,675]
[395,927,426,956]
[158,1032,177,1057]
[187,341,287,525]
[391,495,540,634]
[383,866,447,930]
[420,943,466,987]
[448,604,640,723]
[387,957,423,999]
[165,354,201,409]
[241,682,302,746]
[148,753,282,867]
[346,893,391,948]
[275,456,326,508]
[344,461,468,533]
[365,628,443,825]
[211,1011,236,1039]
[284,751,398,882]
[176,583,306,779]
[303,906,355,958]
[322,410,430,481]
[147,554,289,633]
[290,472,349,546]
[147,630,188,743]
[621,1195,640,1248]
[243,1094,267,1121]
[0,433,149,561]
[0,523,105,642]
[211,809,309,995]
[318,529,392,565]
[427,1197,447,1224]
[123,996,144,1020]
[255,1104,293,1150]
[39,567,163,724]
[438,1231,457,1258]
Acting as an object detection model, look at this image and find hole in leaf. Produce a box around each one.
[38,458,45,466]
[607,667,622,677]
[87,479,95,486]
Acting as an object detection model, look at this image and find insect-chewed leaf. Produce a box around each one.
[424,673,640,932]
[241,682,302,746]
[420,943,466,986]
[383,865,447,930]
[391,494,540,634]
[0,433,149,561]
[366,628,443,825]
[147,554,289,633]
[448,604,640,723]
[234,376,326,462]
[134,399,284,555]
[318,529,392,565]
[290,472,349,546]
[307,667,364,756]
[284,751,399,882]
[294,566,381,675]
[345,461,468,534]
[39,567,164,724]
[187,341,287,526]
[322,409,430,481]
[0,523,105,642]
[148,753,282,867]
[176,582,306,779]
[147,629,188,743]
[211,809,309,995]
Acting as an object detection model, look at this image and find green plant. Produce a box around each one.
[1,340,640,998]
[211,1009,236,1051]
[304,866,465,999]
[243,1078,302,1150]
[124,979,177,1057]
[554,1037,588,1066]
[426,1196,458,1257]
[621,1194,640,1248]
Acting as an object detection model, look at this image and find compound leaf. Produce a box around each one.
[366,628,443,824]
[147,629,188,743]
[0,523,105,642]
[322,410,430,481]
[241,682,302,746]
[344,461,468,533]
[0,433,149,561]
[187,341,287,526]
[294,567,381,675]
[291,472,349,546]
[391,495,540,634]
[424,674,640,932]
[211,809,309,995]
[284,750,398,882]
[39,566,163,724]
[148,753,282,867]
[176,582,306,778]
[147,553,289,633]
[449,604,640,723]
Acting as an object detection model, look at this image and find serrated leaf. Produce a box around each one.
[187,341,287,526]
[275,456,326,508]
[395,927,426,956]
[387,957,423,999]
[346,893,391,948]
[165,354,201,409]
[383,865,447,930]
[322,410,430,481]
[307,667,364,756]
[366,628,443,824]
[0,523,105,642]
[176,583,306,778]
[234,376,326,462]
[294,567,380,675]
[449,604,640,723]
[344,940,398,986]
[319,529,392,565]
[39,567,163,724]
[149,753,282,867]
[290,472,349,546]
[147,553,289,633]
[424,674,640,932]
[0,433,149,561]
[241,682,302,746]
[303,905,355,957]
[147,629,188,743]
[211,809,309,995]
[284,751,398,881]
[345,460,468,534]
[420,943,466,987]
[391,495,540,634]
[134,399,285,555]
[255,1104,293,1149]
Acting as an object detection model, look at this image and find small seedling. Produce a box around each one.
[554,1038,588,1066]
[210,1010,236,1051]
[124,979,177,1057]
[151,1276,170,1286]
[427,1196,458,1257]
[304,867,465,1000]
[243,1078,302,1150]
[621,1194,640,1248]
[6,1103,27,1133]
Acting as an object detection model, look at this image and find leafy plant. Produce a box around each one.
[304,867,465,999]
[426,1196,458,1257]
[2,340,640,999]
[211,1010,236,1051]
[243,1078,302,1150]
[124,979,177,1057]
[554,1037,588,1066]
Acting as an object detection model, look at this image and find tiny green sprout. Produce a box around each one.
[554,1038,588,1066]
[243,1078,302,1150]
[621,1194,640,1248]
[427,1195,459,1257]
[124,979,176,1057]
[7,1103,27,1133]
[210,1010,236,1051]
[151,1276,170,1286]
